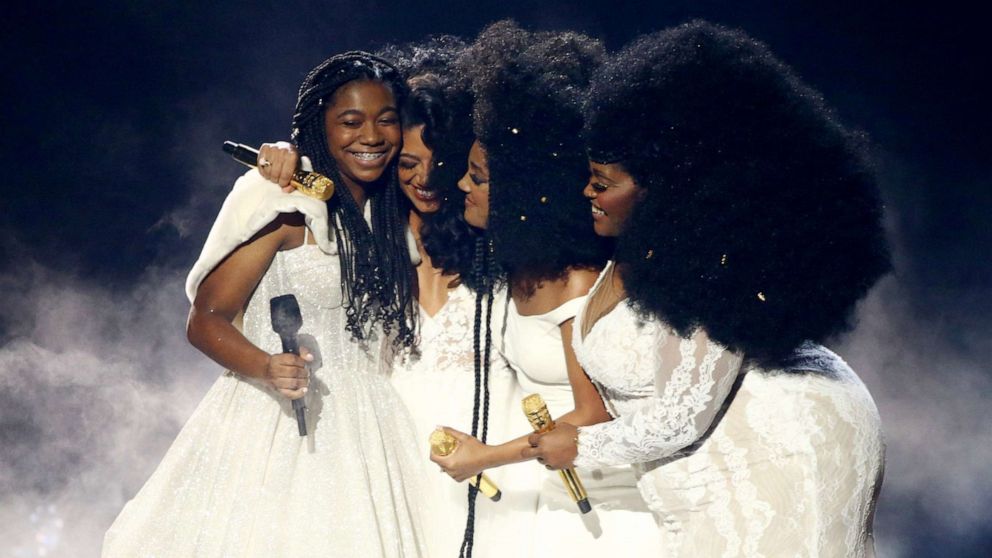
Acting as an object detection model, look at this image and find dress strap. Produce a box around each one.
[303,225,310,245]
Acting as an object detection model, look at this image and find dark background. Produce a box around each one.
[1,2,989,556]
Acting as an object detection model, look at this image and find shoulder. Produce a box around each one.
[558,266,600,304]
[185,170,335,302]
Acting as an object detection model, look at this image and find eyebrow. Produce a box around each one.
[592,168,611,181]
[399,152,421,160]
[334,106,398,118]
[469,161,486,174]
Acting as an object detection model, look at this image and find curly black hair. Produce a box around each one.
[378,37,483,287]
[290,51,416,346]
[584,21,891,362]
[464,21,611,289]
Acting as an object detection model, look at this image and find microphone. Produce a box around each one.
[430,429,502,502]
[223,141,336,202]
[269,294,308,437]
[522,394,592,514]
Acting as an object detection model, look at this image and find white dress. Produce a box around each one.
[501,295,663,556]
[388,284,540,558]
[103,170,428,557]
[573,262,884,557]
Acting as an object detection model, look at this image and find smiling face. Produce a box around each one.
[397,125,441,214]
[323,79,401,190]
[583,161,646,237]
[457,140,491,229]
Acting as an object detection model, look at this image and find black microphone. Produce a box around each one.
[270,294,307,437]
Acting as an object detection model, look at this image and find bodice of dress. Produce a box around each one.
[501,295,587,418]
[573,263,743,468]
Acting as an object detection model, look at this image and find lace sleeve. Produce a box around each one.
[574,327,743,468]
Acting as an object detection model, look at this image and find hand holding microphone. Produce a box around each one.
[270,294,309,437]
[430,429,502,502]
[521,394,592,514]
[223,141,335,201]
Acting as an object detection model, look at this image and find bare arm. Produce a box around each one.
[186,213,311,398]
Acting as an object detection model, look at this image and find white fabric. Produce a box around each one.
[499,294,663,556]
[573,261,884,557]
[388,284,540,558]
[105,170,429,557]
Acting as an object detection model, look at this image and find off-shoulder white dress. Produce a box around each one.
[501,295,662,556]
[103,170,428,557]
[573,262,884,557]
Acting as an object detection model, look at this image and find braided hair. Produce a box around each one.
[291,51,416,347]
[459,236,498,558]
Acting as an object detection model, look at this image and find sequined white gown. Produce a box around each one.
[572,262,884,557]
[388,284,540,558]
[103,171,428,557]
[501,295,663,556]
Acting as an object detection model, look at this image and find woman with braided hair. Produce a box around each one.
[103,52,428,557]
[254,37,542,558]
[431,21,663,557]
[527,21,888,556]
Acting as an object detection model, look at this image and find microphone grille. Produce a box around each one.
[429,429,458,457]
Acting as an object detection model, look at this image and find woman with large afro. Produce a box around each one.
[526,21,889,556]
[431,21,663,557]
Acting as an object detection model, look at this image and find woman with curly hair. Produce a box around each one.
[527,21,889,556]
[256,37,540,558]
[432,21,663,556]
[104,52,428,557]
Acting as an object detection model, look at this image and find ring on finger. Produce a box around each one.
[259,157,272,168]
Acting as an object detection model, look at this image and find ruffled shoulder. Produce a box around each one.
[185,169,335,302]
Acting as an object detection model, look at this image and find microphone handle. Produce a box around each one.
[279,334,308,437]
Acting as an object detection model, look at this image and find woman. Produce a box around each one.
[257,38,541,558]
[433,22,663,556]
[528,22,888,556]
[104,52,427,557]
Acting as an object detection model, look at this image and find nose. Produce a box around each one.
[582,180,597,199]
[457,172,472,193]
[359,121,384,146]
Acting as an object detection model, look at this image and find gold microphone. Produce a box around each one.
[522,394,592,514]
[222,141,335,201]
[430,429,502,502]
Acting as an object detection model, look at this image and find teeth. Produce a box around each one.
[591,205,606,216]
[351,152,385,161]
[415,187,438,200]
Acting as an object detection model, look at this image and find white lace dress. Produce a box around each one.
[387,284,540,558]
[501,296,662,556]
[573,262,884,557]
[103,171,428,557]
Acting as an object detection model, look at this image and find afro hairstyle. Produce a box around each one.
[584,21,890,362]
[465,21,612,285]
